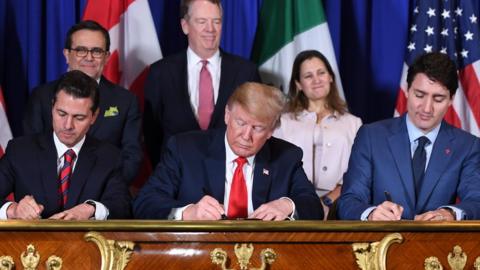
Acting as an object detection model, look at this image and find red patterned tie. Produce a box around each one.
[228,157,248,219]
[58,149,76,208]
[198,60,214,130]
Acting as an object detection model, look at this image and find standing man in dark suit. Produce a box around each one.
[337,53,480,221]
[143,0,261,166]
[23,20,142,184]
[134,82,322,220]
[0,70,131,220]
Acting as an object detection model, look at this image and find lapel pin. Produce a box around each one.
[445,148,451,155]
[263,168,269,175]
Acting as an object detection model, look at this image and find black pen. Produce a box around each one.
[202,187,228,220]
[384,191,393,202]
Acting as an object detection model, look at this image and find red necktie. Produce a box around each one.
[228,157,248,219]
[198,60,214,130]
[58,149,76,208]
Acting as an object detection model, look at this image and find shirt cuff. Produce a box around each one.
[440,205,465,220]
[360,206,377,221]
[85,200,109,220]
[168,204,193,220]
[280,197,296,220]
[0,202,13,220]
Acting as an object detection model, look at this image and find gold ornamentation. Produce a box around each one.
[447,245,467,270]
[211,249,232,270]
[85,231,135,270]
[0,256,14,270]
[21,244,40,270]
[235,244,254,269]
[251,248,277,270]
[352,232,403,270]
[424,257,443,270]
[474,256,480,270]
[210,243,277,270]
[46,255,63,270]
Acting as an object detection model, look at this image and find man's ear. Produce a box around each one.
[63,49,70,65]
[180,18,189,35]
[91,108,100,125]
[224,105,230,125]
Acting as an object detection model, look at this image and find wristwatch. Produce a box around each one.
[322,196,333,208]
[85,200,97,211]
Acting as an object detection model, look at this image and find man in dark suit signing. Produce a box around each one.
[143,0,261,166]
[0,70,131,220]
[337,52,480,221]
[134,82,323,220]
[23,20,142,184]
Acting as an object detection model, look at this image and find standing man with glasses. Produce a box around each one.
[143,0,261,167]
[24,20,142,184]
[337,53,480,221]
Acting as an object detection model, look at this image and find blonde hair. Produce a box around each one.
[227,82,286,128]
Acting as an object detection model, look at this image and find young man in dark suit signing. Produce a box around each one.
[1,70,131,220]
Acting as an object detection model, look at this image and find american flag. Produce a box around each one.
[395,0,480,136]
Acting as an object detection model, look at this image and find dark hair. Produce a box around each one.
[407,52,458,97]
[287,50,346,116]
[64,20,110,51]
[180,0,222,19]
[53,70,100,113]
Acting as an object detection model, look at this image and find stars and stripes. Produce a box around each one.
[395,0,480,136]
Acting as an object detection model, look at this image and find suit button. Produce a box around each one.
[326,142,332,147]
[322,166,328,171]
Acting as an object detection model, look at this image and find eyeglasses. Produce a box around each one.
[69,46,107,58]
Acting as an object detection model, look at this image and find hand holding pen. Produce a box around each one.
[180,187,226,220]
[367,191,403,221]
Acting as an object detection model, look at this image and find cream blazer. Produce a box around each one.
[274,110,362,196]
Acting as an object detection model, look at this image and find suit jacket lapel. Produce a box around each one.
[387,116,416,211]
[179,52,201,129]
[203,130,226,203]
[252,141,272,209]
[211,51,233,128]
[416,122,453,212]
[66,136,96,209]
[38,134,62,213]
[88,77,109,134]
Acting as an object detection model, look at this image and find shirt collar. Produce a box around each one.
[53,132,85,159]
[224,133,255,165]
[297,109,338,120]
[405,114,441,145]
[187,47,221,66]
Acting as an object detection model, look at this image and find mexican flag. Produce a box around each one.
[251,0,344,99]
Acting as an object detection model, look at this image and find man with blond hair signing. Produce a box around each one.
[135,82,322,220]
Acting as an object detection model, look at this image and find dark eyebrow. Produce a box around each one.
[55,108,87,118]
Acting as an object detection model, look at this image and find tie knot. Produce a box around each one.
[201,59,209,67]
[417,136,430,148]
[235,157,247,166]
[64,149,76,162]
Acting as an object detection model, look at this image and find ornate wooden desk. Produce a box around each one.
[0,220,479,269]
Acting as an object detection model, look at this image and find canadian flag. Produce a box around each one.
[83,0,162,107]
[0,86,12,157]
[83,0,163,188]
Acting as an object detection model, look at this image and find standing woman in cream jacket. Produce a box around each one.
[274,50,362,219]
